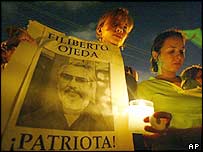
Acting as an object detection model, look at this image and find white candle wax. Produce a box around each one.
[128,99,154,134]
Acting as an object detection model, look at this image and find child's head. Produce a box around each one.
[96,8,134,48]
[180,64,202,89]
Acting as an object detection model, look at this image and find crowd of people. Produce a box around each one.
[1,7,202,150]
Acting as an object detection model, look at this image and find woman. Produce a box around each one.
[136,29,202,150]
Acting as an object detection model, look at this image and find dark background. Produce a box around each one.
[1,1,202,81]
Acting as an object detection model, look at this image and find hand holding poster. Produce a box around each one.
[1,20,134,151]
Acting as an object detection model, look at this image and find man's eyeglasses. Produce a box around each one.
[60,73,91,83]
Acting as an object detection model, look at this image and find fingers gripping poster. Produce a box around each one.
[1,20,134,151]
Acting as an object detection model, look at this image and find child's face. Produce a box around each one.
[100,15,131,47]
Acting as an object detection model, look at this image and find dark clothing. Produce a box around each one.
[144,128,202,150]
[125,73,137,101]
[17,106,114,131]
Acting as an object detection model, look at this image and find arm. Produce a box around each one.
[143,112,201,150]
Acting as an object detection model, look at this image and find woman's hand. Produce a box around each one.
[141,112,172,149]
[144,111,172,136]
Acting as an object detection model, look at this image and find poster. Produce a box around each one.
[1,20,134,151]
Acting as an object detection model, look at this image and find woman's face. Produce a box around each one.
[100,15,131,47]
[157,36,185,73]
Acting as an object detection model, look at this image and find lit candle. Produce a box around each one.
[128,99,154,134]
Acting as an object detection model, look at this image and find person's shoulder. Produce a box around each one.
[136,78,157,97]
[138,77,156,85]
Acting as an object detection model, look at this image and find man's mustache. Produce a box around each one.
[64,86,83,98]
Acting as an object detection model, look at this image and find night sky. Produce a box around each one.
[1,1,202,81]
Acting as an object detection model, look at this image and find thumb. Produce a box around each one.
[144,116,150,122]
